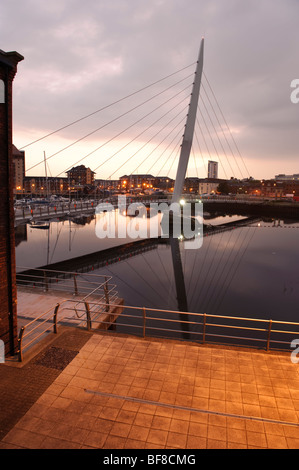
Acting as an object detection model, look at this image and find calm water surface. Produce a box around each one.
[15,212,299,325]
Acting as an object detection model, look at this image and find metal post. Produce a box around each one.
[43,270,48,292]
[18,326,25,362]
[73,274,78,296]
[53,303,60,334]
[266,319,272,351]
[143,307,146,338]
[202,313,206,344]
[104,276,110,312]
[85,302,92,330]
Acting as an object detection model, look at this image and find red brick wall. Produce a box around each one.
[0,53,23,356]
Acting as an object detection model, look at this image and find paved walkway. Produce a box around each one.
[1,327,299,449]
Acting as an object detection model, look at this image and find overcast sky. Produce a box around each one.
[1,0,299,181]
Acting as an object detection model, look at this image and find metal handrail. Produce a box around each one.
[18,303,60,362]
[16,267,120,361]
[17,297,299,362]
[82,302,299,349]
[17,266,112,283]
[16,267,115,298]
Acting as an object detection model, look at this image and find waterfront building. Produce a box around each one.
[12,145,25,194]
[184,177,200,193]
[208,160,218,179]
[198,177,224,195]
[24,176,69,196]
[96,179,120,192]
[119,174,156,190]
[275,173,299,182]
[154,176,174,191]
[66,165,95,187]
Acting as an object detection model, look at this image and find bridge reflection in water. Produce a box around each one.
[16,209,297,349]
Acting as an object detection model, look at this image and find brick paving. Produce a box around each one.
[1,328,299,449]
[0,328,91,441]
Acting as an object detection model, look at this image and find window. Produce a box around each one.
[0,339,4,363]
[0,79,5,103]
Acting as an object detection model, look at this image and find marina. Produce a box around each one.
[15,205,299,355]
[1,7,299,451]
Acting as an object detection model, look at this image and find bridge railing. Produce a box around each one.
[15,194,297,224]
[14,200,96,222]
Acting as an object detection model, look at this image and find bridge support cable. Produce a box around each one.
[106,103,189,180]
[64,97,187,178]
[129,110,189,176]
[140,253,171,301]
[191,147,199,179]
[192,224,256,316]
[204,228,247,314]
[150,138,181,179]
[164,146,181,180]
[191,228,244,313]
[188,71,250,182]
[211,227,257,314]
[60,81,192,177]
[27,72,194,175]
[193,127,207,176]
[103,265,161,310]
[197,106,228,180]
[188,234,213,309]
[201,81,244,179]
[195,117,216,176]
[123,259,168,307]
[145,120,185,175]
[203,71,251,179]
[20,62,196,151]
[199,92,236,179]
[192,230,226,310]
[108,99,190,179]
[199,228,237,311]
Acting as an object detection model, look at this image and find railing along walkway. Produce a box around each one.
[15,194,289,225]
[16,267,119,361]
[17,298,299,362]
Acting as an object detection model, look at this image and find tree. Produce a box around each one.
[217,181,230,194]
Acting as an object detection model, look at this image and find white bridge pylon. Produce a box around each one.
[171,38,204,204]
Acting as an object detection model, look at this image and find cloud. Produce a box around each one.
[1,0,298,180]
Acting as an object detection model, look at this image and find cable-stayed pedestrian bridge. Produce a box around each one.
[20,38,251,205]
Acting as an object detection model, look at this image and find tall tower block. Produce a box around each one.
[208,160,218,179]
[0,50,24,356]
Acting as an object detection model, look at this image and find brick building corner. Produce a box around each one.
[0,50,24,356]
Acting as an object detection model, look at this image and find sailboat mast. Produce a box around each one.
[44,151,49,199]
